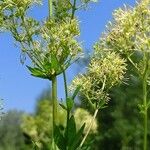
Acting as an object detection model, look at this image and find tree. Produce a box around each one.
[0,110,29,150]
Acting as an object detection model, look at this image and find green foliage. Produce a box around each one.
[21,99,66,149]
[0,110,29,150]
[54,107,98,150]
[0,0,101,148]
[91,73,150,149]
[74,108,98,134]
[53,0,72,20]
[21,89,98,150]
[53,0,97,21]
[54,116,85,150]
[0,0,133,149]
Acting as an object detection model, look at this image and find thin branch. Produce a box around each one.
[79,109,99,148]
[127,56,140,72]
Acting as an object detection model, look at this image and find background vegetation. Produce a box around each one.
[1,0,150,150]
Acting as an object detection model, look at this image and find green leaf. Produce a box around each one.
[138,104,145,114]
[65,115,76,146]
[43,57,52,71]
[51,54,60,73]
[69,123,85,150]
[26,66,48,79]
[59,46,70,64]
[32,141,40,150]
[54,126,66,150]
[147,101,150,109]
[71,85,81,100]
[59,103,67,111]
[66,97,74,111]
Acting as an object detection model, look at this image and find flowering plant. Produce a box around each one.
[94,0,150,149]
[0,0,127,149]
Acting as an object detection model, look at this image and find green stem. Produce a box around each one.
[63,71,70,145]
[127,56,140,72]
[71,0,77,19]
[48,0,53,19]
[79,109,99,148]
[143,77,147,150]
[51,76,58,149]
[142,53,149,150]
[52,76,58,126]
[48,1,57,149]
[63,71,68,98]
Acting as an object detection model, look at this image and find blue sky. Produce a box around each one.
[0,0,135,113]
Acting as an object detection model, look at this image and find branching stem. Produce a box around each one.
[71,0,77,19]
[63,70,70,145]
[48,1,58,149]
[127,56,140,72]
[79,109,99,148]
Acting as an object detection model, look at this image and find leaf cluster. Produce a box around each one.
[54,115,85,150]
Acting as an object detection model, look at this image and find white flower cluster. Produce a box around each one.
[70,51,126,109]
[39,18,82,65]
[0,0,82,78]
[0,0,40,9]
[89,52,126,88]
[99,0,150,56]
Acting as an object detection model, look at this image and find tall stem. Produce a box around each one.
[63,71,68,98]
[48,0,53,19]
[48,2,58,149]
[52,76,58,127]
[63,71,70,145]
[143,75,147,150]
[51,76,58,150]
[142,53,148,150]
[79,109,99,148]
[71,0,77,19]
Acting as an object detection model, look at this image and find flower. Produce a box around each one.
[96,0,150,56]
[26,18,82,79]
[89,52,127,88]
[0,0,82,79]
[70,51,126,109]
[40,18,82,64]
